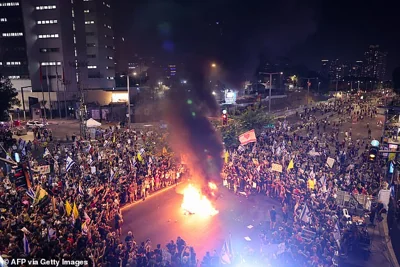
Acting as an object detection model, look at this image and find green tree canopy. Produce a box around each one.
[0,77,20,120]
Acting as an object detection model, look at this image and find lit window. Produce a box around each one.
[41,62,61,66]
[0,2,19,7]
[85,21,95,24]
[0,18,7,22]
[2,32,23,37]
[84,10,90,13]
[107,77,114,80]
[87,66,97,69]
[5,61,21,66]
[35,5,56,10]
[8,76,21,79]
[106,56,113,60]
[38,34,59,39]
[37,20,58,25]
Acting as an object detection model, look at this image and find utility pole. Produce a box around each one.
[127,74,131,128]
[259,72,283,113]
[301,77,318,105]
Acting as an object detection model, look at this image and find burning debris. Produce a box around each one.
[181,184,218,216]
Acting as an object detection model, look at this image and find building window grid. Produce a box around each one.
[6,61,21,66]
[0,2,19,7]
[37,20,58,25]
[0,18,7,22]
[107,77,114,80]
[38,34,59,39]
[106,56,113,60]
[2,32,23,37]
[8,76,20,79]
[41,62,61,66]
[35,5,56,10]
[87,65,97,69]
[85,21,95,25]
[40,48,60,53]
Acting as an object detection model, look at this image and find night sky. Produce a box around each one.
[113,0,399,83]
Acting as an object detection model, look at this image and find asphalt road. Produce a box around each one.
[121,183,281,261]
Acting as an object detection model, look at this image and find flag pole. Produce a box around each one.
[46,65,53,119]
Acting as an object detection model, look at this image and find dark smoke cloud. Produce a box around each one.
[164,73,223,184]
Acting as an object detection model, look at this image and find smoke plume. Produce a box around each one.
[164,73,223,185]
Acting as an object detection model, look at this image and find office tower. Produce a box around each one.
[364,45,387,80]
[0,1,29,79]
[350,60,363,78]
[320,59,329,77]
[329,59,342,80]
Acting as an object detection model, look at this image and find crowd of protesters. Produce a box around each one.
[216,93,388,266]
[0,125,198,266]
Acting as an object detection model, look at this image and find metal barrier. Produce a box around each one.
[336,190,372,211]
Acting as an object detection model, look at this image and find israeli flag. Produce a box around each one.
[26,188,36,200]
[66,157,75,172]
[109,169,115,182]
[43,148,51,158]
[300,204,311,223]
[23,233,30,255]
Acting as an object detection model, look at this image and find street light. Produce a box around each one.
[259,72,283,112]
[212,91,216,96]
[211,63,216,68]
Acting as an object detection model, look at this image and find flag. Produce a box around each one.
[300,204,310,223]
[148,156,153,164]
[220,235,233,265]
[109,168,115,182]
[72,202,79,220]
[34,186,48,205]
[287,159,294,171]
[78,183,84,195]
[131,157,137,169]
[113,134,116,143]
[65,200,72,216]
[84,211,91,224]
[47,227,56,242]
[252,142,257,154]
[26,187,36,200]
[81,221,88,235]
[162,147,168,155]
[333,221,341,249]
[237,145,245,153]
[23,233,30,255]
[238,129,257,145]
[66,156,75,172]
[137,152,143,162]
[224,151,229,164]
[43,148,51,158]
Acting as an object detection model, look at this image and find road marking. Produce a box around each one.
[121,182,181,211]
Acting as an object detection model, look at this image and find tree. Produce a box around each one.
[0,77,20,120]
[235,107,272,133]
[393,67,400,94]
[221,123,240,149]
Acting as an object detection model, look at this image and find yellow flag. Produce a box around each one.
[252,158,259,165]
[34,186,48,205]
[113,134,116,143]
[137,152,143,162]
[162,147,168,155]
[287,159,294,171]
[65,200,72,216]
[72,202,79,219]
[224,151,229,164]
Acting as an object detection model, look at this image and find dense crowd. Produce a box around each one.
[0,126,193,266]
[217,94,386,266]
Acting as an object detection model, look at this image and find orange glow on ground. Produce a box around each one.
[208,182,217,190]
[181,184,219,216]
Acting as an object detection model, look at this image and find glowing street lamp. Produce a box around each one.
[133,72,137,76]
[212,91,216,96]
[211,63,217,68]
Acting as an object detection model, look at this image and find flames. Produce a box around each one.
[181,184,219,217]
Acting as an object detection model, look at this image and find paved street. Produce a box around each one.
[121,183,281,261]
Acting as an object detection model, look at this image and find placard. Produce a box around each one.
[38,165,51,174]
[326,157,335,168]
[271,163,283,173]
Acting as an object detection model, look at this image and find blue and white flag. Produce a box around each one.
[300,204,311,223]
[220,235,234,265]
[131,157,137,169]
[66,156,75,172]
[78,183,84,195]
[43,148,51,158]
[109,169,115,182]
[48,227,56,242]
[26,187,36,200]
[23,233,30,255]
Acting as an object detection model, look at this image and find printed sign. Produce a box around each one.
[271,163,283,173]
[326,157,335,168]
[38,165,51,174]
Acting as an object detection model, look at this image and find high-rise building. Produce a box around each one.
[350,60,363,77]
[320,59,329,77]
[0,1,29,79]
[1,0,115,93]
[329,59,342,80]
[363,45,387,80]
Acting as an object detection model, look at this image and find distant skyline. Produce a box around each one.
[113,0,399,84]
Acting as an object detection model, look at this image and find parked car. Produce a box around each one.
[26,120,45,129]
